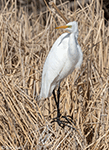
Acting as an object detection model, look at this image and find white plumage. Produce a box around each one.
[40,21,83,98]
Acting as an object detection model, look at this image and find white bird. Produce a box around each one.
[40,21,83,127]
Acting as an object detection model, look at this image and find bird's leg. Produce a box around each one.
[52,88,64,128]
[53,89,57,105]
[57,82,61,118]
[53,89,61,119]
[57,84,75,125]
[52,85,75,128]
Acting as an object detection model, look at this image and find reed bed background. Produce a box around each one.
[0,0,109,149]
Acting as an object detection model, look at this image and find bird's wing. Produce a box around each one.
[43,32,69,80]
[40,33,69,98]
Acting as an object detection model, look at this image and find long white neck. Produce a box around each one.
[68,32,78,59]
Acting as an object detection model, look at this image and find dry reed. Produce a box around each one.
[0,0,109,149]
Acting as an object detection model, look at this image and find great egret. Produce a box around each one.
[40,21,83,127]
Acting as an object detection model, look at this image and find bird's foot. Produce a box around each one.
[51,115,76,129]
[51,116,65,128]
[61,115,76,126]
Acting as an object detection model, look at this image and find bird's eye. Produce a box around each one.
[68,25,72,28]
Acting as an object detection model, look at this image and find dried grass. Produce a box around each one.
[0,0,109,149]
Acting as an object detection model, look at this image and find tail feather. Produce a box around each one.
[40,79,50,98]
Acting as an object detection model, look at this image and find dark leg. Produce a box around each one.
[57,82,61,118]
[52,88,63,127]
[51,84,75,129]
[52,82,61,118]
[53,89,57,106]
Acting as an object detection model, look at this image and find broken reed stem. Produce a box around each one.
[90,30,93,76]
[87,30,93,99]
[49,1,69,23]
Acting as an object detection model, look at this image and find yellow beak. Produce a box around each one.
[55,25,68,29]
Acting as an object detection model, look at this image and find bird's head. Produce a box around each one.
[55,21,78,37]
